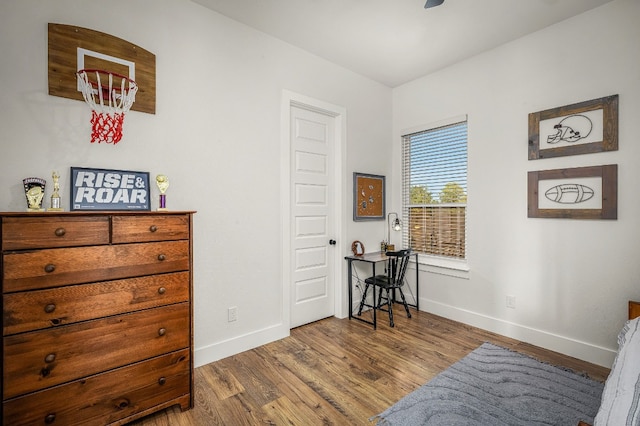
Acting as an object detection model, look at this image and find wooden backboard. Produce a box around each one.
[48,23,156,114]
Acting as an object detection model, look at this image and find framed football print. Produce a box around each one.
[527,165,617,219]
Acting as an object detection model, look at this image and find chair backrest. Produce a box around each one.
[385,249,412,287]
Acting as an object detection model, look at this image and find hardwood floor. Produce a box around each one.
[132,310,610,425]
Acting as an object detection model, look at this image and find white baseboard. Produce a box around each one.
[194,300,617,369]
[194,322,289,368]
[422,299,617,368]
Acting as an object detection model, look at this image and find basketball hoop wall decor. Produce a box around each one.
[76,69,138,144]
[48,23,156,144]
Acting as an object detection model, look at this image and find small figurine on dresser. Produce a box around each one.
[22,177,46,212]
[156,174,169,211]
[48,171,63,211]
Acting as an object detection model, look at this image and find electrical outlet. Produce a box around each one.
[228,306,238,322]
[506,295,516,309]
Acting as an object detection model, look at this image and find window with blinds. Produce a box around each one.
[402,119,467,259]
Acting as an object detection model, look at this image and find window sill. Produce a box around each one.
[415,255,470,279]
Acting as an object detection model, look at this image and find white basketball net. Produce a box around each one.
[76,70,139,144]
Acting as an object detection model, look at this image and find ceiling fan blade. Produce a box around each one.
[424,0,445,8]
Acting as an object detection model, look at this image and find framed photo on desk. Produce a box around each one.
[351,240,365,256]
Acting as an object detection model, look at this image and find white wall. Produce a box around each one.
[0,0,392,366]
[3,0,635,370]
[393,0,640,367]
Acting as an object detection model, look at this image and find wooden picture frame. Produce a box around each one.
[528,95,618,160]
[353,172,385,221]
[527,164,617,219]
[351,240,365,256]
[630,300,640,320]
[70,167,150,211]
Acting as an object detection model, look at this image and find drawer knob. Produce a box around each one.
[158,254,166,261]
[149,225,158,232]
[54,227,66,237]
[158,287,166,295]
[45,413,56,424]
[158,328,166,336]
[45,353,56,363]
[44,264,56,273]
[116,399,130,410]
[158,377,167,385]
[44,303,56,313]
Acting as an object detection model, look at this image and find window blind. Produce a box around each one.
[402,120,468,259]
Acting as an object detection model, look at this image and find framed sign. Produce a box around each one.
[527,164,617,220]
[353,172,385,221]
[70,167,150,211]
[528,94,618,160]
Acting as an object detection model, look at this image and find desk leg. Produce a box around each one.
[372,263,377,329]
[347,260,353,320]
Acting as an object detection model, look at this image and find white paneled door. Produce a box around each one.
[290,105,336,328]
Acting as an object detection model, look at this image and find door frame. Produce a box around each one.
[281,90,347,330]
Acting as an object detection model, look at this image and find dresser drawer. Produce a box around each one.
[112,215,190,243]
[3,271,190,335]
[3,303,190,399]
[3,240,190,293]
[2,216,109,250]
[3,348,190,426]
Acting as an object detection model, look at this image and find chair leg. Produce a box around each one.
[386,289,395,327]
[375,287,397,327]
[398,288,412,319]
[357,283,370,315]
[377,286,384,309]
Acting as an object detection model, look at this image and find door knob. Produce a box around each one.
[329,239,336,245]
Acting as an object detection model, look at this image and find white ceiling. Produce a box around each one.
[192,0,614,88]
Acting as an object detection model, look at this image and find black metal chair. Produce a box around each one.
[357,249,413,327]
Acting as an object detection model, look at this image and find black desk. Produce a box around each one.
[345,251,419,329]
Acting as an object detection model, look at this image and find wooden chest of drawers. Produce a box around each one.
[1,211,195,425]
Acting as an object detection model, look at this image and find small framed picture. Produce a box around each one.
[527,164,617,219]
[528,95,618,160]
[353,172,385,221]
[70,167,150,211]
[351,240,365,256]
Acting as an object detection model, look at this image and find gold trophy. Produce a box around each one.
[156,174,169,211]
[48,171,63,211]
[23,177,46,212]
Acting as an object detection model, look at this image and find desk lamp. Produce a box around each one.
[385,212,402,251]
